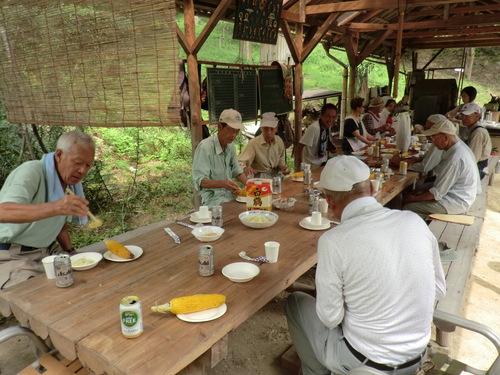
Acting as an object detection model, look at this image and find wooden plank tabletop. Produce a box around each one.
[0,167,417,375]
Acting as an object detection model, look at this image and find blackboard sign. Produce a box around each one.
[258,69,293,115]
[207,68,258,124]
[233,0,283,45]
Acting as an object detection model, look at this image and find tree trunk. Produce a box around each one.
[239,41,252,63]
[465,48,475,80]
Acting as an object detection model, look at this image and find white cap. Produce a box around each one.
[460,102,481,116]
[423,119,457,136]
[317,155,370,192]
[427,114,447,124]
[219,109,243,129]
[260,112,278,128]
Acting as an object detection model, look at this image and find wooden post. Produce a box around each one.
[392,11,404,99]
[349,64,357,100]
[184,0,202,152]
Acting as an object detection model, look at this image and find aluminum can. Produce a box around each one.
[54,254,73,288]
[399,161,408,175]
[308,193,320,214]
[373,146,380,157]
[272,176,282,194]
[303,164,312,185]
[120,296,143,338]
[198,245,214,276]
[211,205,223,227]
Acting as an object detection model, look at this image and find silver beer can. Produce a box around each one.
[272,176,282,194]
[54,254,73,287]
[198,245,214,276]
[120,296,143,338]
[211,205,223,227]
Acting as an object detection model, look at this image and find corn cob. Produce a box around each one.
[103,239,135,259]
[151,294,226,314]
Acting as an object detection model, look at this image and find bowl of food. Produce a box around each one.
[272,197,297,211]
[191,226,225,242]
[239,210,279,229]
[222,262,260,283]
[70,252,103,271]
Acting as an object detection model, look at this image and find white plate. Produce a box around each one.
[299,217,331,231]
[292,177,304,182]
[236,196,246,203]
[103,245,143,262]
[351,150,365,156]
[177,303,227,323]
[190,212,212,223]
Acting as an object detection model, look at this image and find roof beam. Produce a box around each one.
[346,14,500,31]
[388,26,500,39]
[409,33,500,44]
[280,20,300,63]
[409,3,500,17]
[192,0,231,55]
[411,39,500,49]
[301,12,340,61]
[357,29,393,65]
[306,0,477,15]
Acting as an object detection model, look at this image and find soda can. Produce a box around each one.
[272,176,282,194]
[399,161,408,175]
[198,245,214,276]
[54,254,73,288]
[120,296,143,338]
[211,205,223,227]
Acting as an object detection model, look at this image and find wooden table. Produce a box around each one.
[0,169,418,375]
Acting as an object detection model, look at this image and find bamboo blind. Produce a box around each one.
[0,0,180,127]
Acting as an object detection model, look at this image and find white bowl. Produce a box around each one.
[352,150,365,156]
[222,262,260,283]
[239,210,279,229]
[70,252,103,271]
[191,226,225,242]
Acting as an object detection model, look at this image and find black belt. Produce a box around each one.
[0,243,39,252]
[344,338,424,371]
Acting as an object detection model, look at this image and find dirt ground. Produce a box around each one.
[1,179,499,375]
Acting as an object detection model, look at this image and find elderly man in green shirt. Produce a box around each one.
[0,131,95,288]
[192,109,248,207]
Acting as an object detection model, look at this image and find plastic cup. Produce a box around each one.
[371,179,380,193]
[319,198,328,214]
[42,255,57,279]
[367,146,374,156]
[264,241,280,263]
[311,211,322,226]
[198,206,209,219]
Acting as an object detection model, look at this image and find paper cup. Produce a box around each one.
[42,255,57,279]
[370,179,380,193]
[198,206,209,219]
[311,211,322,226]
[264,241,280,263]
[367,146,374,155]
[319,198,328,214]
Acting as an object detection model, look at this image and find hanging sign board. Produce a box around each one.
[258,68,293,115]
[233,0,283,45]
[207,68,258,124]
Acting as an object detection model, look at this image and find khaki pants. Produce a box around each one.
[0,244,58,289]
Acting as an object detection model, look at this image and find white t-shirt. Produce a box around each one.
[316,196,446,365]
[299,121,328,167]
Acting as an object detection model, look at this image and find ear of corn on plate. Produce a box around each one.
[151,294,226,314]
[104,239,135,259]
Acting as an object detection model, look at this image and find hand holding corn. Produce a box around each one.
[151,294,226,314]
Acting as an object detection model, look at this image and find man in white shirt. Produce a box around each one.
[403,119,479,219]
[460,102,492,180]
[297,103,337,169]
[285,156,446,375]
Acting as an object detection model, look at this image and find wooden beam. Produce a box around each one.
[357,29,393,65]
[283,0,299,10]
[346,14,500,31]
[293,63,303,171]
[409,34,500,44]
[298,0,306,23]
[280,19,300,64]
[281,9,300,23]
[409,3,500,18]
[388,26,500,39]
[421,48,444,70]
[306,0,476,15]
[392,12,404,99]
[192,0,231,55]
[301,13,340,62]
[176,24,192,55]
[342,33,358,68]
[411,39,500,49]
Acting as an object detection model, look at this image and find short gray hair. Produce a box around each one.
[323,179,371,205]
[56,131,95,153]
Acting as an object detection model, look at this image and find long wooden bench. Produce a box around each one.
[429,171,493,347]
